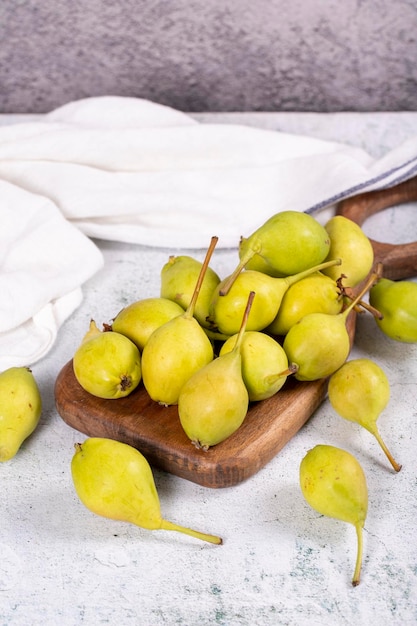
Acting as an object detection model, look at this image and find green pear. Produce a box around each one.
[160,255,220,328]
[73,320,142,399]
[71,437,222,544]
[369,277,417,343]
[219,330,290,401]
[328,358,401,472]
[300,444,368,586]
[0,366,42,462]
[221,210,331,295]
[141,238,217,405]
[178,292,255,449]
[111,297,184,350]
[322,215,374,287]
[267,272,343,336]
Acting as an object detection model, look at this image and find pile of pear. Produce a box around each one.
[71,208,416,453]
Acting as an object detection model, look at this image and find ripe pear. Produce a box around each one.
[267,272,343,336]
[328,358,401,472]
[219,330,291,401]
[141,238,218,405]
[221,210,331,294]
[283,269,378,381]
[111,297,184,350]
[369,277,417,343]
[300,444,368,586]
[178,292,255,450]
[322,215,374,287]
[208,259,341,336]
[71,437,222,544]
[73,320,142,399]
[160,255,220,328]
[0,366,42,462]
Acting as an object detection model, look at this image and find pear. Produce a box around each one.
[0,366,42,462]
[178,292,255,450]
[111,297,184,350]
[321,215,374,287]
[300,444,368,586]
[369,277,417,343]
[328,358,401,472]
[141,237,218,405]
[73,320,142,399]
[221,210,331,295]
[160,255,221,328]
[71,437,222,544]
[267,272,343,336]
[208,259,341,336]
[283,269,379,381]
[219,330,291,401]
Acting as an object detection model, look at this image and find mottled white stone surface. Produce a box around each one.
[2,112,417,625]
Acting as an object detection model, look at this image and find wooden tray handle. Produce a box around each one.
[337,175,417,280]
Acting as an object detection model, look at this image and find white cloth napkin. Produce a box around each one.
[1,95,417,369]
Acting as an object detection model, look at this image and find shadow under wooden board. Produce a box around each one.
[55,176,417,488]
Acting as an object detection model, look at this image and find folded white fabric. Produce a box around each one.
[1,95,416,369]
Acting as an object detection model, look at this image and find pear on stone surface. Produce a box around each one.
[369,277,417,343]
[160,254,220,328]
[73,320,142,399]
[219,330,291,401]
[71,437,222,544]
[208,259,341,336]
[321,215,374,287]
[111,297,185,351]
[0,366,42,462]
[283,269,379,381]
[221,210,331,295]
[178,292,255,450]
[267,272,343,336]
[141,237,218,406]
[328,358,401,472]
[300,444,368,586]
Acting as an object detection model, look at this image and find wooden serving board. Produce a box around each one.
[55,176,417,488]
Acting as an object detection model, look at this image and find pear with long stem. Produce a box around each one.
[328,358,402,472]
[141,237,218,405]
[71,438,222,544]
[300,444,368,586]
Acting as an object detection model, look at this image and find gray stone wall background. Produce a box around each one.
[1,0,416,114]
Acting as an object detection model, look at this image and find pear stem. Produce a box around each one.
[265,363,299,385]
[372,428,402,472]
[185,236,219,319]
[341,267,381,322]
[218,244,260,296]
[160,519,223,544]
[284,258,342,288]
[352,522,364,587]
[233,291,256,354]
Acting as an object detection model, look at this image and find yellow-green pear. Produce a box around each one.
[111,297,184,350]
[322,215,374,287]
[0,366,42,462]
[300,444,368,586]
[73,320,142,399]
[219,330,290,401]
[71,437,222,544]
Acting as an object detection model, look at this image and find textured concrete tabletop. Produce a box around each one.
[2,111,417,626]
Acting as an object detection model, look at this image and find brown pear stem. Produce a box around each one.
[185,236,218,319]
[265,363,299,385]
[284,258,342,288]
[341,267,381,321]
[352,522,364,587]
[233,291,256,354]
[372,428,402,472]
